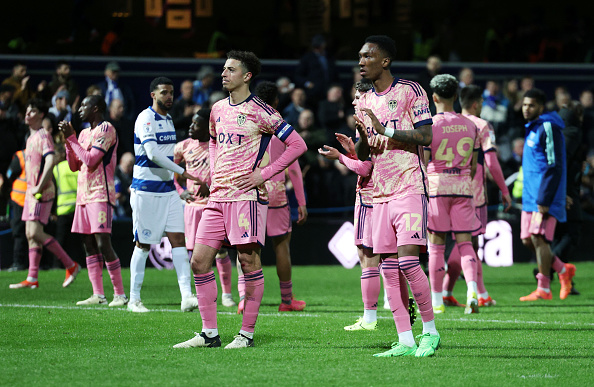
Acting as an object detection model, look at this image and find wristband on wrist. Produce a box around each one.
[383,126,395,138]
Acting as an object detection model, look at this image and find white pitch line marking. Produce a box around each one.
[0,303,320,318]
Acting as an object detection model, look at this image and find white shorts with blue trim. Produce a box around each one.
[131,189,184,244]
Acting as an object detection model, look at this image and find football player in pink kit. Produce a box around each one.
[441,85,512,308]
[173,51,306,349]
[320,80,413,331]
[354,36,439,357]
[173,109,236,308]
[10,99,80,289]
[423,74,481,315]
[58,95,128,307]
[245,80,307,313]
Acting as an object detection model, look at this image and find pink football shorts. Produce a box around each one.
[195,200,268,250]
[22,198,52,225]
[520,211,557,243]
[354,202,373,248]
[184,204,205,250]
[372,195,427,254]
[266,205,292,238]
[72,202,113,234]
[427,196,480,234]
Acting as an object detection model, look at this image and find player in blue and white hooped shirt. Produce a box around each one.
[128,76,201,313]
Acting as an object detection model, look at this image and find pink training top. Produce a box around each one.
[425,112,479,197]
[25,128,55,202]
[465,114,496,206]
[263,136,306,208]
[174,138,210,207]
[66,121,118,205]
[356,78,432,203]
[208,94,296,203]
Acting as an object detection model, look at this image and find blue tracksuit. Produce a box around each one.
[522,111,566,222]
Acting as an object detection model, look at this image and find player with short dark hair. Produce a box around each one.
[10,99,80,289]
[174,51,306,349]
[59,95,128,307]
[519,88,575,301]
[441,85,512,308]
[354,35,440,357]
[127,77,200,313]
[424,74,481,315]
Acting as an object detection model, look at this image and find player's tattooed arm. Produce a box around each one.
[361,108,432,146]
[353,114,370,160]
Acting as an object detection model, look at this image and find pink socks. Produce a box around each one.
[459,241,478,284]
[43,237,75,268]
[399,255,434,323]
[216,254,233,294]
[27,247,42,280]
[361,267,380,310]
[194,271,218,330]
[241,269,264,333]
[280,280,293,304]
[105,258,125,296]
[428,243,446,293]
[86,254,104,295]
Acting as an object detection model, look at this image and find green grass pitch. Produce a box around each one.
[1,262,593,386]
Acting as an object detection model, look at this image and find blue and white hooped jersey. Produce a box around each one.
[131,106,177,194]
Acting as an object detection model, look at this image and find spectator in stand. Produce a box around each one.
[114,152,134,218]
[455,67,474,112]
[275,76,295,113]
[2,62,37,116]
[520,75,535,94]
[296,109,327,168]
[107,98,134,159]
[417,55,442,115]
[352,65,362,85]
[459,67,474,88]
[171,80,198,140]
[86,84,102,97]
[481,80,508,137]
[504,78,525,138]
[208,91,227,107]
[579,89,594,148]
[318,84,346,133]
[282,88,307,127]
[192,65,215,106]
[295,34,338,107]
[49,90,73,123]
[97,61,136,121]
[546,86,571,112]
[0,84,22,122]
[48,61,80,109]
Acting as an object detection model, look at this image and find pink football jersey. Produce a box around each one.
[174,138,210,207]
[425,112,480,197]
[356,78,432,203]
[25,128,55,202]
[75,121,118,205]
[208,95,289,203]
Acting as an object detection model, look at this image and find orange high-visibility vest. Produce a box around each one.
[10,150,26,207]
